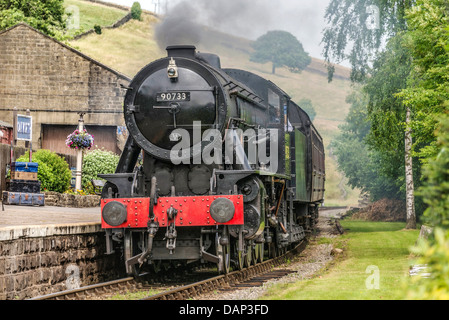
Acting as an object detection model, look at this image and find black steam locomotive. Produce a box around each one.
[100,45,325,276]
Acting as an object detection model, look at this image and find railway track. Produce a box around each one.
[319,206,348,212]
[29,277,141,300]
[142,240,308,300]
[29,240,307,301]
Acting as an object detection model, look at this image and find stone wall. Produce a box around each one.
[44,192,100,208]
[0,225,124,300]
[0,23,130,149]
[73,13,133,40]
[85,0,159,17]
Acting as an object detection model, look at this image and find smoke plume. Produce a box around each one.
[154,0,330,60]
[154,0,275,49]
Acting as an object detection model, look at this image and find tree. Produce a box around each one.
[397,0,449,161]
[322,0,419,229]
[322,0,414,83]
[131,2,142,21]
[0,0,66,38]
[403,2,449,298]
[250,30,311,74]
[419,115,449,230]
[397,0,449,227]
[364,33,418,229]
[406,116,449,299]
[331,90,401,201]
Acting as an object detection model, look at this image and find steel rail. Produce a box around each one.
[29,277,137,300]
[318,206,348,211]
[141,240,308,300]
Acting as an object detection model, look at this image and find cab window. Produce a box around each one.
[268,89,280,124]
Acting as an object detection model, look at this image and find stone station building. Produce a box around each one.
[0,23,131,156]
[0,23,135,299]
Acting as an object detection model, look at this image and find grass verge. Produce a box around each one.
[260,221,420,300]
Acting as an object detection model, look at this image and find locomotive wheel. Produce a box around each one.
[279,247,286,256]
[220,241,231,274]
[244,241,252,268]
[152,260,162,273]
[251,243,258,265]
[257,243,264,263]
[268,242,278,259]
[216,227,231,274]
[124,231,142,276]
[233,241,244,270]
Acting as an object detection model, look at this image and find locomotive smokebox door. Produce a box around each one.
[123,46,228,163]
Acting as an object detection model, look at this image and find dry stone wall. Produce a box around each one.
[44,192,100,208]
[0,225,124,300]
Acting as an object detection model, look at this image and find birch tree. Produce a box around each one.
[404,106,416,229]
[364,34,416,229]
[322,0,418,228]
[322,0,414,83]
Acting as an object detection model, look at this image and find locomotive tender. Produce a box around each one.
[100,45,325,275]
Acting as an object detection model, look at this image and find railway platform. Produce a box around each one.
[0,204,120,300]
[0,204,101,241]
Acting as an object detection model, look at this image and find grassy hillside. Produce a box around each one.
[64,0,128,37]
[66,0,360,206]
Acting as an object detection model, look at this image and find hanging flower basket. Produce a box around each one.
[66,129,94,150]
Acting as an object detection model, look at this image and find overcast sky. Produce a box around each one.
[103,0,331,61]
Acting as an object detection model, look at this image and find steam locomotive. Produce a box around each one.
[100,45,325,276]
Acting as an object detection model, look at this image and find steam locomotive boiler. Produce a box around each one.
[100,45,325,276]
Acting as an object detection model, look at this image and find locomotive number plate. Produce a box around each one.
[156,91,191,102]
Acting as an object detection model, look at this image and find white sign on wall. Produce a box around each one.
[16,114,32,141]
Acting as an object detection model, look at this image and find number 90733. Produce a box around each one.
[157,91,190,102]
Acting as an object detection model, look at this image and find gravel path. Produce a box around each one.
[196,208,346,300]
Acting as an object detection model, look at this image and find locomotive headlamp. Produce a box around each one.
[102,201,127,227]
[167,58,178,80]
[210,198,235,223]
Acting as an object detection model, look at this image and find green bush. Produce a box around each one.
[94,24,102,34]
[419,115,449,229]
[131,2,142,20]
[406,115,449,299]
[17,149,72,193]
[407,228,449,300]
[82,149,119,191]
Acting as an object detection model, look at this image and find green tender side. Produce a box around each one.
[295,129,308,201]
